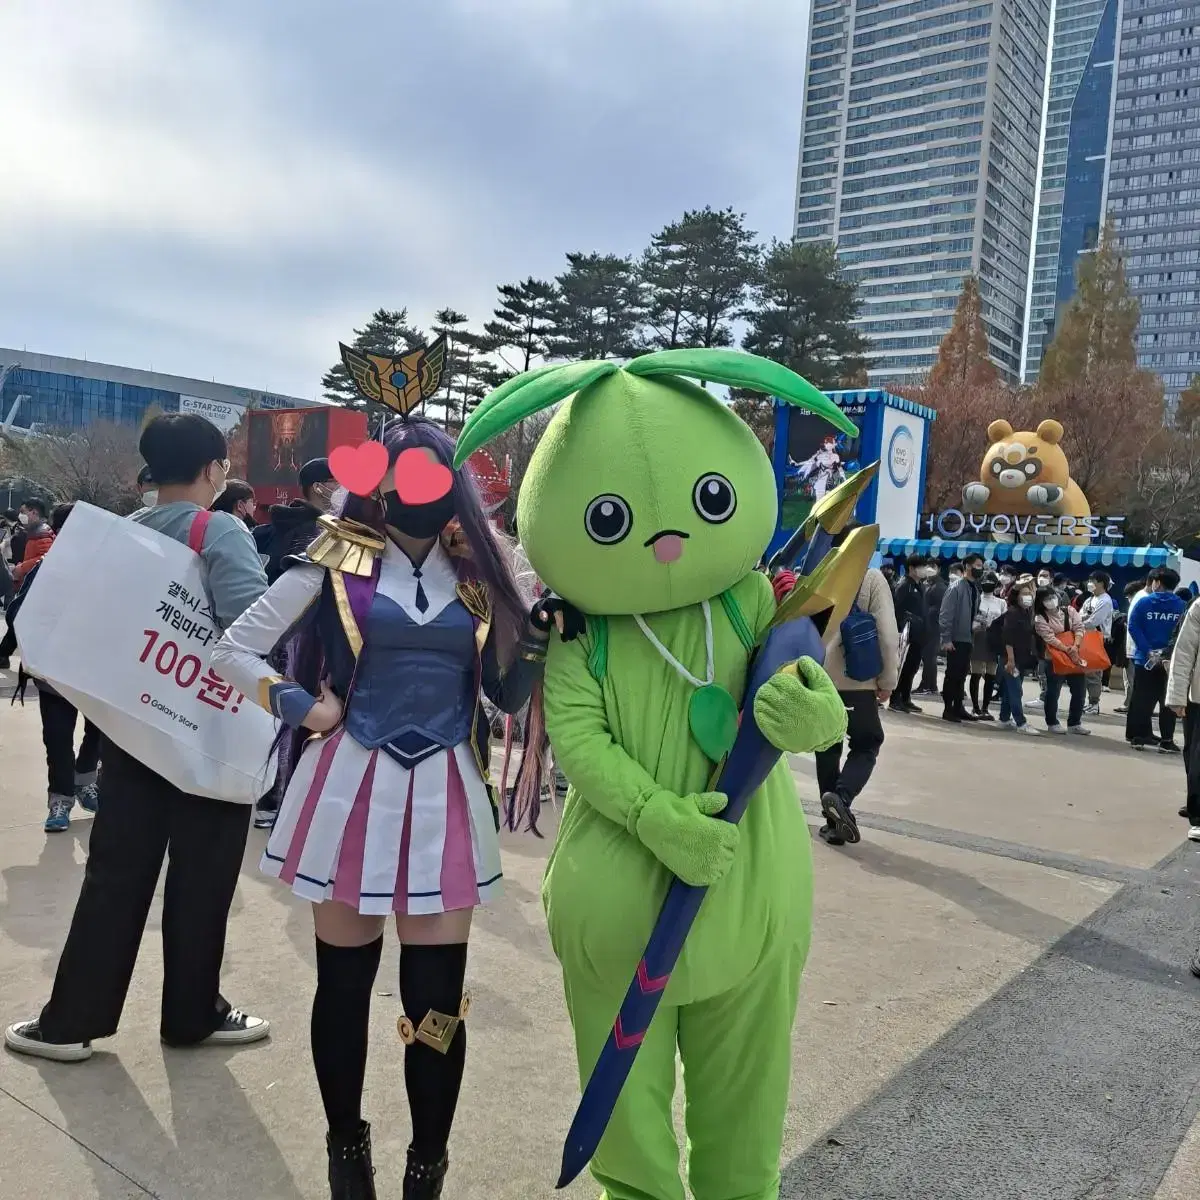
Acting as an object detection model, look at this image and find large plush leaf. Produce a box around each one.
[626,348,858,435]
[453,361,619,465]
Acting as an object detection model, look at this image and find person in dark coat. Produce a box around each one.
[256,457,335,584]
[890,553,928,713]
[916,563,948,694]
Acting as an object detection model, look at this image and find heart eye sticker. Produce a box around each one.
[394,447,453,505]
[329,441,389,496]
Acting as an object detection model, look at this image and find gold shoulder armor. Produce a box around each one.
[304,515,387,578]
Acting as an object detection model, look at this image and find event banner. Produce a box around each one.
[14,503,278,803]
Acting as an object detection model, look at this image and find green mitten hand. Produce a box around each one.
[631,790,740,887]
[753,655,847,754]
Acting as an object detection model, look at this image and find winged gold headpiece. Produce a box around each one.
[339,337,448,419]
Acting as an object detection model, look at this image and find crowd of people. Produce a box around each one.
[882,555,1193,743]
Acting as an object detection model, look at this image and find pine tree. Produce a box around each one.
[548,253,644,360]
[322,308,425,408]
[928,274,998,390]
[641,208,759,351]
[431,308,469,429]
[740,240,870,388]
[1039,219,1140,390]
[484,278,558,375]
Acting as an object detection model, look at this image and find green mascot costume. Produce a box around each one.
[455,349,864,1200]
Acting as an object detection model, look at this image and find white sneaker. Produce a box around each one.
[999,717,1016,728]
[1067,725,1092,736]
[1016,724,1041,735]
[1189,827,1200,842]
[1046,725,1067,735]
[1083,703,1100,716]
[200,1008,270,1046]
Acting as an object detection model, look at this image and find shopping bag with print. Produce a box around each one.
[13,502,278,803]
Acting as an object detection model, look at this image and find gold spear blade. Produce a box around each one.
[770,524,880,641]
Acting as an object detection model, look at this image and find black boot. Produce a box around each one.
[403,1147,448,1199]
[327,1121,377,1199]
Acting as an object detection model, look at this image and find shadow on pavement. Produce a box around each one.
[31,1046,303,1200]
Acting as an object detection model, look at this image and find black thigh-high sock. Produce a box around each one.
[970,673,982,711]
[311,936,383,1136]
[398,942,469,1162]
[982,675,996,713]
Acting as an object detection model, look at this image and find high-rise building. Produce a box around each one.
[1023,0,1200,405]
[1107,1,1200,405]
[1022,0,1121,381]
[795,0,1052,386]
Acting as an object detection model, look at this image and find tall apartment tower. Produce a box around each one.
[795,0,1052,386]
[1023,0,1122,381]
[1023,0,1200,405]
[1108,1,1200,405]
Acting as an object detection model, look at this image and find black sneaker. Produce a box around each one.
[820,791,861,845]
[942,711,962,724]
[4,1019,92,1062]
[1130,739,1153,751]
[1160,741,1183,755]
[1181,807,1191,820]
[817,823,845,847]
[253,807,277,830]
[200,1007,270,1045]
[974,710,995,722]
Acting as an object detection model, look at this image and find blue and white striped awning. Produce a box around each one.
[877,538,1178,569]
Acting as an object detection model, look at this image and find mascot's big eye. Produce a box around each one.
[693,473,737,524]
[585,494,632,545]
[1024,460,1039,477]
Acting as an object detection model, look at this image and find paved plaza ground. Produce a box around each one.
[1,663,1199,1198]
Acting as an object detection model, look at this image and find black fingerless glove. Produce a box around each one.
[530,595,586,642]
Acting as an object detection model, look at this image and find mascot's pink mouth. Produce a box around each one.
[645,530,688,563]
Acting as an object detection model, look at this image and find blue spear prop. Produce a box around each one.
[556,465,880,1189]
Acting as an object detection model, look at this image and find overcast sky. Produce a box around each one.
[0,0,810,400]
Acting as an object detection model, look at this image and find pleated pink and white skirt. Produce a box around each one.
[261,730,503,916]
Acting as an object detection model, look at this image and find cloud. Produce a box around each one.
[0,0,810,397]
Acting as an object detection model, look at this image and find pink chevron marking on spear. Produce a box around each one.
[612,1016,644,1052]
[636,959,669,994]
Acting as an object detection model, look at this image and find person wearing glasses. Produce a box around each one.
[5,413,271,1064]
[255,457,336,584]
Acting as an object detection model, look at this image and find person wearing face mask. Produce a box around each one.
[136,465,158,509]
[211,416,552,1198]
[939,554,984,722]
[210,478,259,529]
[256,457,337,586]
[994,581,1040,733]
[969,570,1005,718]
[1033,585,1091,735]
[1126,567,1187,752]
[5,413,271,1068]
[996,567,1016,599]
[890,553,929,713]
[11,497,55,585]
[1079,571,1114,715]
[915,561,946,695]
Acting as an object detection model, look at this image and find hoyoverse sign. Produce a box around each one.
[919,510,1127,541]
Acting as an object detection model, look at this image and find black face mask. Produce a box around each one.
[383,492,456,539]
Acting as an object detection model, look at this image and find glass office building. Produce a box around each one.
[795,0,1052,385]
[1023,0,1120,380]
[0,349,313,434]
[1106,0,1200,406]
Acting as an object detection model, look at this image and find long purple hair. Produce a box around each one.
[273,417,528,791]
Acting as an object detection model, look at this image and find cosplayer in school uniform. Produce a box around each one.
[212,342,551,1200]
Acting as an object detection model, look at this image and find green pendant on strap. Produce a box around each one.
[688,683,739,762]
